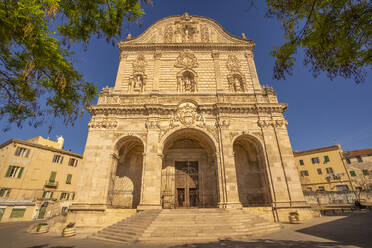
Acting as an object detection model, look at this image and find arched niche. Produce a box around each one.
[110,136,144,208]
[233,135,271,207]
[161,128,218,208]
[176,69,198,92]
[228,73,246,92]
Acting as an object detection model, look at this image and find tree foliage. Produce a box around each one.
[266,0,371,83]
[0,0,149,130]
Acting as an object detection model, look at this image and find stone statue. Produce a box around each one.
[182,72,195,92]
[133,75,144,91]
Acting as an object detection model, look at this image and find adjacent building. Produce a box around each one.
[293,145,353,192]
[0,136,82,222]
[343,148,372,191]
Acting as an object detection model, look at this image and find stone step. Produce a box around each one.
[90,209,281,244]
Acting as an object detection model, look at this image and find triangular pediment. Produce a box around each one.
[119,13,254,47]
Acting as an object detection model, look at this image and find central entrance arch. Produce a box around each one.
[161,128,218,208]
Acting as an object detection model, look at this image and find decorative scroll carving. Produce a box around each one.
[200,24,209,42]
[175,51,198,69]
[227,55,241,73]
[129,54,147,93]
[164,25,173,43]
[257,119,288,128]
[226,55,246,92]
[88,118,118,129]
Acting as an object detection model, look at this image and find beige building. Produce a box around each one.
[293,145,353,192]
[0,136,82,222]
[69,14,312,232]
[343,148,372,191]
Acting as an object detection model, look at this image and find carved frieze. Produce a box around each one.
[88,118,118,129]
[257,119,288,128]
[227,55,241,73]
[164,25,173,43]
[174,13,198,43]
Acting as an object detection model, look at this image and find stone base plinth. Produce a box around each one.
[137,204,162,211]
[65,206,136,234]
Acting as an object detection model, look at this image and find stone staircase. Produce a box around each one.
[91,208,281,244]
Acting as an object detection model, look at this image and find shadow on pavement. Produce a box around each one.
[297,212,372,248]
[168,239,342,248]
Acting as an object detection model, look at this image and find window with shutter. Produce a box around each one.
[49,171,56,182]
[66,174,72,184]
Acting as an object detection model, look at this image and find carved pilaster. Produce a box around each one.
[211,50,222,93]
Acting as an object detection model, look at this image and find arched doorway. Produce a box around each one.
[110,136,144,208]
[161,129,218,208]
[233,135,271,207]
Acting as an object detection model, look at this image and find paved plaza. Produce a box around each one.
[1,211,371,248]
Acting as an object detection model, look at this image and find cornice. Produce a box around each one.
[119,43,254,52]
[88,103,287,116]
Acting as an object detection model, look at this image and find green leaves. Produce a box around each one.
[0,0,148,130]
[266,0,371,83]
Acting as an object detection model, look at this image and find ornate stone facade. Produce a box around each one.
[72,14,312,227]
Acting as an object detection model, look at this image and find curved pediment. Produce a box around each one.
[119,13,254,48]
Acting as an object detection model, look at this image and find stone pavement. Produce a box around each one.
[1,211,371,248]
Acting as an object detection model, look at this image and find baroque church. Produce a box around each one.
[70,14,312,235]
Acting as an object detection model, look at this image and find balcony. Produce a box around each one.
[44,180,58,188]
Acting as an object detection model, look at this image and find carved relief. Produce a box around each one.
[257,119,288,128]
[226,55,246,92]
[175,51,198,69]
[129,54,147,93]
[164,25,173,43]
[145,120,160,130]
[227,55,241,73]
[88,118,118,129]
[174,13,198,43]
[200,24,209,42]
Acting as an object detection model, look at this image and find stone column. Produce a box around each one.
[137,121,162,210]
[211,50,223,93]
[216,151,226,208]
[219,127,243,209]
[72,129,116,209]
[152,50,162,93]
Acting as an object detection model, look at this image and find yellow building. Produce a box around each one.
[343,148,372,191]
[0,136,82,222]
[293,145,353,192]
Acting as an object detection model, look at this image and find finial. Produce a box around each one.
[126,33,132,39]
[241,33,247,39]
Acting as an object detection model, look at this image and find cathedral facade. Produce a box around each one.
[72,14,312,229]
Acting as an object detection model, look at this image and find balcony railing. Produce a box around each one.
[44,180,58,188]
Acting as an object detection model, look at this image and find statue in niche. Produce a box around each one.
[179,71,197,92]
[228,74,245,92]
[200,24,209,42]
[132,74,144,92]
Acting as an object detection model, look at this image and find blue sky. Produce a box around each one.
[1,0,371,154]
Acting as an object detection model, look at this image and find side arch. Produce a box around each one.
[110,135,145,208]
[233,134,272,207]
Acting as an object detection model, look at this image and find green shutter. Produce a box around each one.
[10,208,26,218]
[17,167,24,178]
[363,170,368,175]
[49,171,56,182]
[50,192,54,198]
[324,156,330,162]
[66,174,72,184]
[5,166,12,177]
[72,193,75,200]
[66,193,70,200]
[42,191,47,198]
[350,171,356,177]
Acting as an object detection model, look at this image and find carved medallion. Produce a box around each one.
[174,51,198,69]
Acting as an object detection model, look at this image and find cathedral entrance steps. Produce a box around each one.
[90,208,281,244]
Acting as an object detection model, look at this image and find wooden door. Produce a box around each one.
[175,161,198,207]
